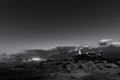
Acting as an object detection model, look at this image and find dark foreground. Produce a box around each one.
[0,54,120,80]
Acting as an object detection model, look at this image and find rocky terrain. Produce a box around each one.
[0,52,120,80]
[0,39,120,80]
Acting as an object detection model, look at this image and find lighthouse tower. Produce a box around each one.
[78,50,82,55]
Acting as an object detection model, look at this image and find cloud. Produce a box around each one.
[110,42,120,47]
[100,39,113,43]
[99,39,120,47]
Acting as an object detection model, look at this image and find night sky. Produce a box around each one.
[0,0,120,53]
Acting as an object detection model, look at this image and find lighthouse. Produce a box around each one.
[78,50,82,55]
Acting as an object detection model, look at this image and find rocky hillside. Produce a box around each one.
[1,53,119,80]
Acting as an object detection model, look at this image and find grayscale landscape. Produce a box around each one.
[0,0,120,80]
[0,39,120,80]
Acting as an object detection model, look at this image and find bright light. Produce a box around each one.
[79,50,82,55]
[31,57,41,61]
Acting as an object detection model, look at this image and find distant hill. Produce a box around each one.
[8,46,77,61]
[99,46,120,59]
[6,39,120,61]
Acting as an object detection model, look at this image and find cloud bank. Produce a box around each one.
[99,39,120,47]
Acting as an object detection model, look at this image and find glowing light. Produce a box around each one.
[31,57,41,61]
[79,50,82,55]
